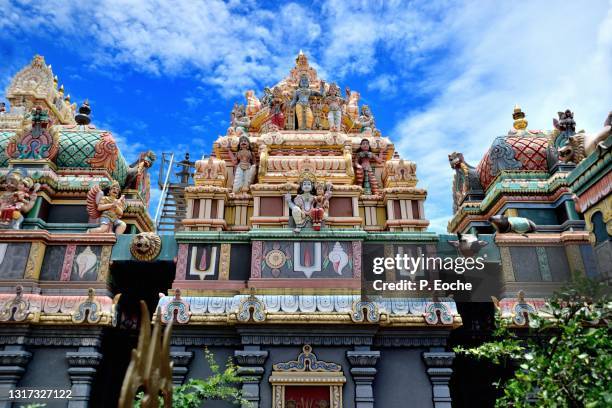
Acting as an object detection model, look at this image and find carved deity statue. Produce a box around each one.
[322,82,345,131]
[228,135,257,193]
[314,181,332,220]
[245,90,261,117]
[0,170,40,229]
[285,171,331,232]
[290,74,322,130]
[357,105,375,134]
[269,87,286,130]
[355,139,384,195]
[344,87,360,122]
[87,180,127,235]
[228,104,250,136]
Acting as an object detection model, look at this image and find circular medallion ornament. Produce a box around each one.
[130,232,162,261]
[265,249,287,269]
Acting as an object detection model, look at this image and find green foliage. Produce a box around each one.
[455,275,612,407]
[135,348,252,408]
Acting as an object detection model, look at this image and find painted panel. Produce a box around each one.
[260,241,354,279]
[39,245,67,281]
[69,245,102,281]
[0,242,31,280]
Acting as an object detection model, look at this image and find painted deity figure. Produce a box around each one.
[355,139,384,195]
[357,105,375,134]
[228,135,257,193]
[322,82,345,131]
[228,104,250,136]
[344,87,360,122]
[260,87,273,107]
[87,180,127,234]
[290,74,322,130]
[285,172,331,232]
[0,170,39,229]
[314,181,332,219]
[245,90,261,117]
[269,87,286,130]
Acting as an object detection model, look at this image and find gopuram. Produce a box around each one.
[0,53,609,408]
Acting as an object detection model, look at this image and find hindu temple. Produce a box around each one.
[0,53,609,407]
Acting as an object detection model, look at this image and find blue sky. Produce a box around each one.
[1,0,611,231]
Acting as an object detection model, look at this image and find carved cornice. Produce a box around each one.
[346,350,380,367]
[422,351,455,368]
[234,350,269,366]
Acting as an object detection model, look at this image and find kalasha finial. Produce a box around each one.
[75,99,91,125]
[512,104,528,130]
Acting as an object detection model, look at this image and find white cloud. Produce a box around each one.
[391,1,611,232]
[367,74,398,95]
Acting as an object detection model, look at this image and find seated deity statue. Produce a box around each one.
[284,171,331,232]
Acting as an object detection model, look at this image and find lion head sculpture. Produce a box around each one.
[129,232,162,261]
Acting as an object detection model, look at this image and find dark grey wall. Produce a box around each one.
[18,347,73,408]
[375,349,433,408]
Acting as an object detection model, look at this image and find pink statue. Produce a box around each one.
[354,139,384,195]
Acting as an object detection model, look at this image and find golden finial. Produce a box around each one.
[58,84,64,95]
[53,75,58,87]
[512,104,527,130]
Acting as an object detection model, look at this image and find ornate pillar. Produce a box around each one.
[346,347,380,408]
[422,350,455,408]
[0,346,31,408]
[234,346,268,408]
[169,346,193,386]
[65,347,102,408]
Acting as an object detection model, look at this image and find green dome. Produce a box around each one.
[57,129,128,186]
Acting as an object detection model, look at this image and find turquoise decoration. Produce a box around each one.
[237,296,266,322]
[512,302,536,326]
[351,301,379,323]
[508,217,533,234]
[72,289,101,324]
[424,302,453,325]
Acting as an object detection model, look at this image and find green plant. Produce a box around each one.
[455,275,612,407]
[135,348,252,408]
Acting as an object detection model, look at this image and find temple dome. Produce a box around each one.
[476,134,550,189]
